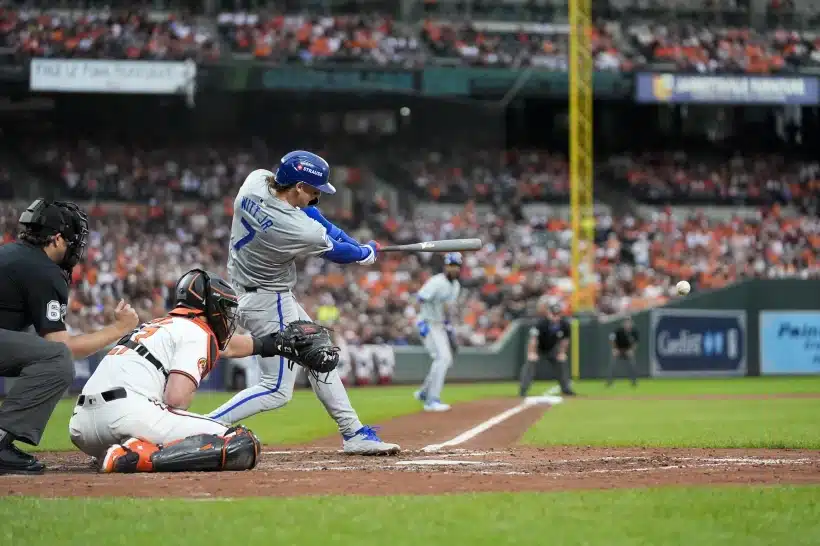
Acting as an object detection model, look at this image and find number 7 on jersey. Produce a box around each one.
[233,218,257,251]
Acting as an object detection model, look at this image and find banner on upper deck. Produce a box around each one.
[30,59,197,94]
[635,73,820,105]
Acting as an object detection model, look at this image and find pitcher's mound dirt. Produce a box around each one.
[2,397,818,498]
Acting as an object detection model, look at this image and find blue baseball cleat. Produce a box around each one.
[413,389,428,403]
[342,425,400,455]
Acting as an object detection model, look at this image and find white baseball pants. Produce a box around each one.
[207,290,363,436]
[68,389,227,459]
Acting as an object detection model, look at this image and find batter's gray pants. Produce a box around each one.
[420,323,453,402]
[607,351,638,386]
[0,328,74,445]
[206,290,363,436]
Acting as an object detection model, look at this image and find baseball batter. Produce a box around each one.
[69,268,338,473]
[207,150,400,455]
[414,253,462,412]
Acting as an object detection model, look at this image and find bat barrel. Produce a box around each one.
[380,238,483,253]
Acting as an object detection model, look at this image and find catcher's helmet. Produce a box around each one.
[444,252,463,266]
[19,198,89,274]
[274,150,335,194]
[173,269,239,351]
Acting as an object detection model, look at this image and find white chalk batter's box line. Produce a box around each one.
[253,456,815,474]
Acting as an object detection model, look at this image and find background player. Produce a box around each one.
[414,252,462,412]
[69,268,337,473]
[607,316,639,387]
[207,150,400,455]
[520,301,575,397]
[0,199,138,475]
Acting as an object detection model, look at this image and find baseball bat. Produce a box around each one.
[379,238,483,253]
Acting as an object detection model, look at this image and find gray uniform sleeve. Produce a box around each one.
[417,275,442,301]
[298,218,334,256]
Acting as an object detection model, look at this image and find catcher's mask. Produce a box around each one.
[18,199,89,278]
[173,269,239,351]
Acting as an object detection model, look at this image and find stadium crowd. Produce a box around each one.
[24,141,819,213]
[2,7,819,71]
[1,9,220,61]
[1,186,817,346]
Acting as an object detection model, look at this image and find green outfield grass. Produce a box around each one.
[3,486,819,546]
[524,376,820,448]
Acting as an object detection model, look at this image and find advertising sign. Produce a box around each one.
[650,309,747,377]
[30,59,196,94]
[635,73,819,105]
[259,66,417,92]
[760,311,820,375]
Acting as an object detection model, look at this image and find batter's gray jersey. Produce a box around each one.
[228,169,333,291]
[417,273,460,324]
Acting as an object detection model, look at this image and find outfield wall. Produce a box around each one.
[578,279,820,379]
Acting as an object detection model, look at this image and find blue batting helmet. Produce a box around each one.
[444,252,463,266]
[274,150,336,194]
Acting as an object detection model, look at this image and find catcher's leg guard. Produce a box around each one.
[150,426,261,472]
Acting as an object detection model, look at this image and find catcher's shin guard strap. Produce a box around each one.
[223,426,261,471]
[151,428,260,472]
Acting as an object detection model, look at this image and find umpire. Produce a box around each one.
[0,199,138,474]
[607,316,639,387]
[519,301,576,397]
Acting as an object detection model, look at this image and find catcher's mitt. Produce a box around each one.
[277,320,340,377]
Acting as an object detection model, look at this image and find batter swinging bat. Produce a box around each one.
[379,238,483,253]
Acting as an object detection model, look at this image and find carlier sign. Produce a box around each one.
[650,309,747,377]
[760,311,820,375]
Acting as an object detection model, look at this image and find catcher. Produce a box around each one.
[68,268,338,474]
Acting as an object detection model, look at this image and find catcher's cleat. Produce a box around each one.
[342,426,400,456]
[100,444,139,473]
[123,438,159,471]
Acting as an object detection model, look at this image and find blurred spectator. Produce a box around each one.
[616,151,820,212]
[217,12,424,66]
[2,7,818,72]
[2,9,220,61]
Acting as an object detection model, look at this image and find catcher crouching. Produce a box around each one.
[68,268,339,474]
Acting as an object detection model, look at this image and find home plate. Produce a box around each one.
[396,459,510,467]
[525,395,563,405]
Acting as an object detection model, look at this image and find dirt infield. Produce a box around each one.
[2,396,819,498]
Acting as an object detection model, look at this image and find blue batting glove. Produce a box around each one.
[444,320,454,333]
[417,320,430,338]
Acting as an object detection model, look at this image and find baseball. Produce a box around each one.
[676,280,691,296]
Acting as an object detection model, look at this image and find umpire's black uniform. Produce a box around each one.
[607,320,639,386]
[519,307,575,397]
[0,200,87,474]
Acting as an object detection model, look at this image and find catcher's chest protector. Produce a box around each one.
[151,427,260,472]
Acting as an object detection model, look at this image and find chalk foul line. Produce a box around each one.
[421,396,557,453]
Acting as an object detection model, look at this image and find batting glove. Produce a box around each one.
[357,241,378,265]
[417,320,430,338]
